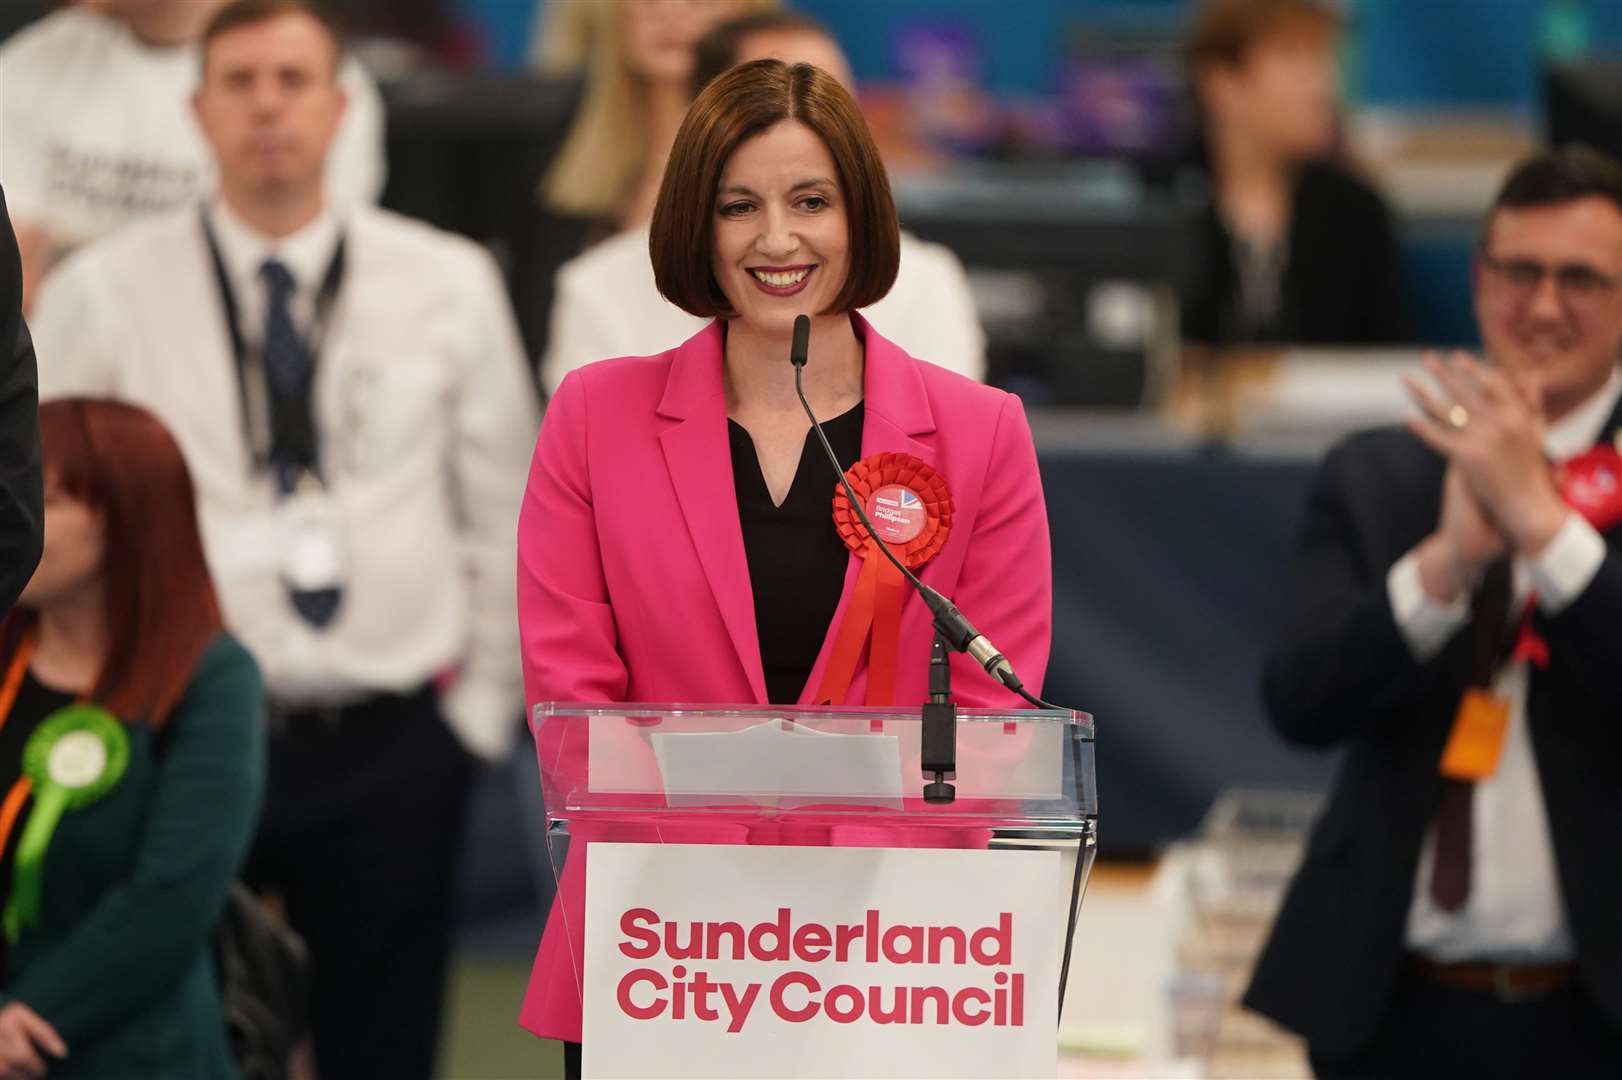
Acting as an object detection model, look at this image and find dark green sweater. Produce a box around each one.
[1,635,265,1078]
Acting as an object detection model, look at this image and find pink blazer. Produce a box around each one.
[514,314,1052,1041]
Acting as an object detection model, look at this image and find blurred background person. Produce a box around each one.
[1246,146,1622,1077]
[0,0,387,310]
[1181,0,1408,347]
[527,0,592,77]
[0,191,42,615]
[29,2,538,1076]
[537,8,986,395]
[0,398,263,1080]
[507,0,771,367]
[517,58,1050,1066]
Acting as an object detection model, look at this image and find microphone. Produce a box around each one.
[795,315,1086,1017]
[788,315,1051,709]
[791,314,811,368]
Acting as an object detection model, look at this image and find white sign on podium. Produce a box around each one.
[582,843,1063,1079]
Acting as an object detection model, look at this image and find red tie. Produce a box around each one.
[1428,558,1511,912]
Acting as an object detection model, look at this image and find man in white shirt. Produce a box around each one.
[30,4,538,1077]
[537,9,986,396]
[1245,146,1622,1077]
[0,0,386,309]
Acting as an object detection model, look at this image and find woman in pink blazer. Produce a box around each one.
[515,60,1052,1056]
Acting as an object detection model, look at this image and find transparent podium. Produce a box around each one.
[532,702,1097,1079]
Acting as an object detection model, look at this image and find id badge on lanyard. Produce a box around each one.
[274,471,349,594]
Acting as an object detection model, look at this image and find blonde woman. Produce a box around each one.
[509,0,771,365]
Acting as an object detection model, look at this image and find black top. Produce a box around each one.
[1181,161,1410,348]
[729,403,864,706]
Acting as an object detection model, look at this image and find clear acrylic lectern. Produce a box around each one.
[530,702,1097,1051]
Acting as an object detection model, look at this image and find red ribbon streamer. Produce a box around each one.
[814,453,953,706]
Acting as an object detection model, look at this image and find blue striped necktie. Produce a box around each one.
[260,257,341,628]
[259,258,308,401]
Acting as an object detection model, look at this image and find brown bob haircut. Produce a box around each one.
[650,59,900,319]
[201,0,346,74]
[1185,0,1342,73]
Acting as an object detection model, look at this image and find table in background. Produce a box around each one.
[1033,415,1335,855]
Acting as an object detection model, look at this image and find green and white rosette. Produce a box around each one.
[4,706,129,942]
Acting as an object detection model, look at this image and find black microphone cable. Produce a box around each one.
[789,315,1059,710]
[790,314,1089,1021]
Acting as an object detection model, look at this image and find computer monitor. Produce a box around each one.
[895,161,1195,408]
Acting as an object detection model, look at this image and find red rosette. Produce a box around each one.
[1557,445,1622,534]
[814,453,954,707]
[831,452,954,567]
[1511,444,1622,671]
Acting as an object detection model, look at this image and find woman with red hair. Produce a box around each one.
[0,398,264,1078]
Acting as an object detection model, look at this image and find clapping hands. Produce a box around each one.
[1402,351,1571,602]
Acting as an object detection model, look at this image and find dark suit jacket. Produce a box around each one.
[1182,161,1410,347]
[1243,397,1622,1058]
[0,187,43,612]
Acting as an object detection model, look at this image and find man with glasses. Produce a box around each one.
[1245,145,1622,1077]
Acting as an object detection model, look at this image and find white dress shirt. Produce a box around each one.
[537,225,987,395]
[30,201,541,760]
[1390,367,1621,962]
[206,198,342,343]
[0,8,386,252]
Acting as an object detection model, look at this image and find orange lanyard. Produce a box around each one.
[0,636,38,864]
[0,635,34,733]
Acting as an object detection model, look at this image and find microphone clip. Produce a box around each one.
[921,632,957,804]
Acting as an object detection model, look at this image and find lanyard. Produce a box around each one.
[0,637,31,731]
[0,637,32,874]
[199,209,347,476]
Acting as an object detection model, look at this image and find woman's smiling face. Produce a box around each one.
[710,119,850,335]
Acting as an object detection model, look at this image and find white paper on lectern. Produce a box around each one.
[581,713,1065,802]
[952,721,1065,799]
[583,843,1063,1079]
[651,721,903,808]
